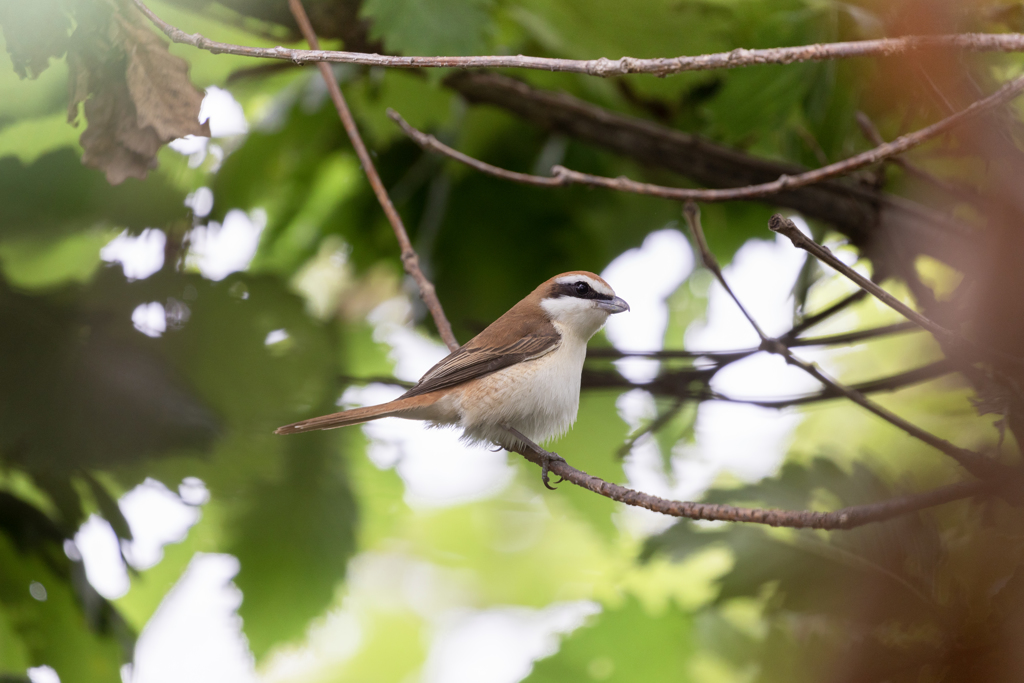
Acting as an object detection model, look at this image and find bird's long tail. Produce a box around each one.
[275,396,427,435]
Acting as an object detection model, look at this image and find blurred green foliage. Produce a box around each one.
[0,0,1020,682]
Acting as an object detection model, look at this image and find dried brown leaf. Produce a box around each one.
[66,0,210,185]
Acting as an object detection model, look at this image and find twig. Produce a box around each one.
[286,0,459,351]
[389,109,563,188]
[784,290,867,339]
[445,72,972,271]
[409,76,1017,206]
[776,352,1004,477]
[683,202,770,339]
[511,440,990,529]
[854,111,980,201]
[128,3,1024,78]
[680,205,1003,479]
[410,69,1024,204]
[733,359,956,408]
[590,318,916,359]
[617,398,686,458]
[768,214,955,342]
[583,358,954,409]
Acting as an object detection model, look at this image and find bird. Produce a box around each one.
[275,271,629,478]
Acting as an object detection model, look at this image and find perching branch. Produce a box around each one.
[286,0,459,351]
[393,68,1024,204]
[130,2,1024,78]
[512,439,991,529]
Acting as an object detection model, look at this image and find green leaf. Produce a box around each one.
[362,0,495,56]
[0,149,189,242]
[0,276,220,476]
[0,532,127,683]
[524,598,694,683]
[230,430,357,659]
[0,228,113,290]
[0,0,70,79]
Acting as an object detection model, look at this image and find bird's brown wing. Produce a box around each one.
[400,331,560,398]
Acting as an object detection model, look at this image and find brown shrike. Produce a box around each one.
[276,271,629,459]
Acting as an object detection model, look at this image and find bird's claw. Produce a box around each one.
[537,448,567,490]
[500,424,566,490]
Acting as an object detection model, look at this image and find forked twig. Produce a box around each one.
[685,204,1003,480]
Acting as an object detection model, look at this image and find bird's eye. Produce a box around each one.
[574,282,590,295]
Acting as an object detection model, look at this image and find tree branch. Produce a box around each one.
[769,214,953,341]
[854,111,981,202]
[677,204,1006,480]
[394,68,1024,206]
[129,3,1024,78]
[684,202,771,339]
[512,441,990,529]
[443,72,973,271]
[286,0,458,351]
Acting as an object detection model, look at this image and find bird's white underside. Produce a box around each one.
[400,291,614,449]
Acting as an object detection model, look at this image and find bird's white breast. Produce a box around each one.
[436,321,590,448]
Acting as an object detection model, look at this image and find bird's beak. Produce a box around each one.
[596,296,630,314]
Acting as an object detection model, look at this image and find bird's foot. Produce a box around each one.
[537,448,567,491]
[501,424,566,490]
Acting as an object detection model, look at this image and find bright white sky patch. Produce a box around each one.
[171,87,248,168]
[131,554,256,683]
[602,228,694,383]
[119,479,201,571]
[132,301,167,337]
[200,86,249,137]
[179,477,211,506]
[101,229,166,280]
[74,515,130,599]
[27,665,60,683]
[421,602,601,683]
[186,208,266,281]
[186,187,214,218]
[265,329,289,346]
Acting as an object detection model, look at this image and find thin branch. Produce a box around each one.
[129,3,1024,78]
[444,72,972,271]
[511,439,990,529]
[617,398,686,458]
[389,109,563,188]
[590,298,910,361]
[678,205,1002,479]
[733,359,956,408]
[790,321,919,347]
[286,0,459,351]
[773,351,1002,478]
[769,214,955,342]
[391,70,1023,230]
[551,73,1024,202]
[784,290,868,339]
[684,202,771,339]
[854,111,979,201]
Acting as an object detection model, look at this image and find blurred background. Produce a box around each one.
[2,0,1024,681]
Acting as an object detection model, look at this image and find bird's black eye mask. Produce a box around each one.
[549,280,614,301]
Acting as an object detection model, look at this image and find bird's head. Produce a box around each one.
[539,271,629,339]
